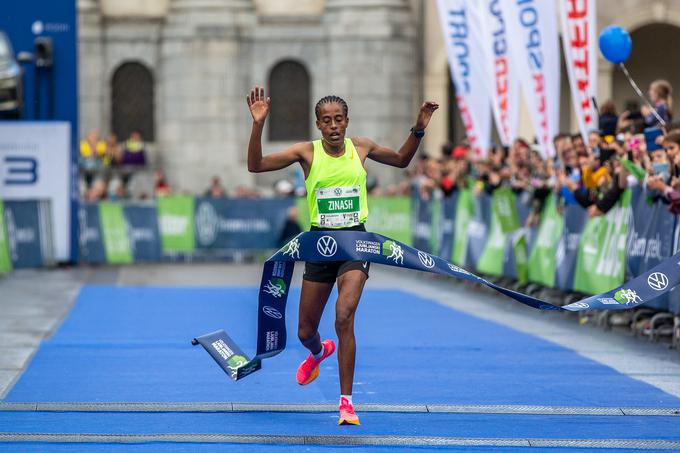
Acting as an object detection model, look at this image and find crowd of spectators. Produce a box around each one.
[79,129,149,201]
[408,79,680,222]
[79,79,680,215]
[78,129,235,202]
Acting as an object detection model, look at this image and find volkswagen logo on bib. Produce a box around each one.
[317,236,338,257]
[418,251,435,268]
[647,272,669,291]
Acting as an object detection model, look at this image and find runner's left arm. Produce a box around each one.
[364,101,439,168]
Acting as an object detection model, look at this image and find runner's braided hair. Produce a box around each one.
[315,95,348,120]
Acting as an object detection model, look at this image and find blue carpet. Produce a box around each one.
[4,285,680,407]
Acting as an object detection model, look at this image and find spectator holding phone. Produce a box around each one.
[642,79,673,127]
[648,131,680,213]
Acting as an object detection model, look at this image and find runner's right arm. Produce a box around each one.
[246,86,308,173]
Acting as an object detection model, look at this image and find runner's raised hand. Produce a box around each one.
[247,86,271,124]
[414,101,439,130]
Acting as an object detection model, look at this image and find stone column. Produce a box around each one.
[324,0,418,185]
[77,0,104,138]
[159,0,255,193]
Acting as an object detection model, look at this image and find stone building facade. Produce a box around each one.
[78,0,680,193]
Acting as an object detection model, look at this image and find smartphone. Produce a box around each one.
[644,127,663,151]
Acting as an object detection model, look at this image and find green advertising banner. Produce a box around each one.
[573,189,632,295]
[452,189,475,266]
[476,201,506,276]
[0,201,12,273]
[528,193,563,287]
[297,196,413,246]
[429,197,441,253]
[98,202,133,264]
[296,197,310,231]
[513,233,529,284]
[493,187,520,233]
[366,197,412,246]
[157,195,196,253]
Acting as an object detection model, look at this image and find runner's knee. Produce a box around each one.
[335,305,356,332]
[298,323,317,343]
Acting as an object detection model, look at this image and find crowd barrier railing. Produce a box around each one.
[78,196,295,264]
[410,187,680,319]
[3,192,679,322]
[0,199,54,272]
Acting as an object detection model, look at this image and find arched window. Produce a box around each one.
[111,62,155,141]
[612,23,680,122]
[268,60,310,141]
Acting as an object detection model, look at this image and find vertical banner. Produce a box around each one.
[0,201,12,273]
[466,193,491,269]
[476,0,520,145]
[3,200,51,268]
[438,192,458,260]
[123,204,162,262]
[78,203,106,264]
[555,203,588,290]
[500,0,561,157]
[476,198,507,276]
[412,188,433,253]
[436,0,492,157]
[157,195,196,254]
[98,202,133,265]
[559,0,598,143]
[528,193,564,287]
[573,190,632,294]
[452,188,475,265]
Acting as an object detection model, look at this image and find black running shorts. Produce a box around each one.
[303,224,370,283]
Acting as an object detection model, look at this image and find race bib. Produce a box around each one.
[316,186,361,228]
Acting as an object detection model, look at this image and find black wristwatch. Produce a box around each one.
[410,127,425,139]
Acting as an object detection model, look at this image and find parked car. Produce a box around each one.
[0,30,23,117]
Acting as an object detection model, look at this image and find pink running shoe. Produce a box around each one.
[338,397,360,425]
[296,339,335,385]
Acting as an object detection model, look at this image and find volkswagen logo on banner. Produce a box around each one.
[418,251,435,268]
[262,306,283,319]
[647,272,669,291]
[316,236,338,257]
[195,201,219,246]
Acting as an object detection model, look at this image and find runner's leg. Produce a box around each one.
[335,270,367,395]
[298,279,334,353]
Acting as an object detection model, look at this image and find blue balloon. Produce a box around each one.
[599,25,632,64]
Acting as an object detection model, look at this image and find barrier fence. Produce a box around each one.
[1,192,678,316]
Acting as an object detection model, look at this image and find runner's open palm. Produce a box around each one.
[247,86,271,124]
[414,101,439,130]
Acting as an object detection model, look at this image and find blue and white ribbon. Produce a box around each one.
[193,231,680,380]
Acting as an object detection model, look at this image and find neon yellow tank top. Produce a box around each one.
[305,138,368,228]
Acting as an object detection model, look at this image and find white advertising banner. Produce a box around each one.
[499,0,561,157]
[560,0,598,143]
[475,0,520,146]
[436,0,491,157]
[0,122,71,261]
